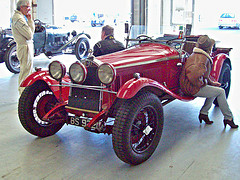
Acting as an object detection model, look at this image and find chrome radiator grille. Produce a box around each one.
[68,66,101,112]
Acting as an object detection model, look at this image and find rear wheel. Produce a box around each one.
[112,91,164,165]
[75,37,90,60]
[4,43,20,73]
[214,62,231,106]
[18,81,66,137]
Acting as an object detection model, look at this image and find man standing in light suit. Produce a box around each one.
[12,0,35,95]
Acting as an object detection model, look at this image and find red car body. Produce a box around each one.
[22,41,230,102]
[19,35,232,165]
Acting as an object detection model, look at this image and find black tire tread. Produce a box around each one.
[3,44,20,74]
[75,37,90,60]
[112,91,164,165]
[18,81,65,137]
[213,62,231,106]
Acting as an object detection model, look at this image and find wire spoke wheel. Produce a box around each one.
[75,37,90,60]
[18,81,66,137]
[4,44,20,73]
[131,106,157,153]
[112,91,164,165]
[33,90,57,126]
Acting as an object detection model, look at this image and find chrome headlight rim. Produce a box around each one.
[69,61,87,84]
[97,63,116,85]
[48,60,66,81]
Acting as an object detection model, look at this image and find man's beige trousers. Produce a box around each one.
[17,41,33,95]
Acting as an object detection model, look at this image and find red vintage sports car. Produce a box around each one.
[18,27,232,165]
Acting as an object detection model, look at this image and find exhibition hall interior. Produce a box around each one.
[1,0,240,179]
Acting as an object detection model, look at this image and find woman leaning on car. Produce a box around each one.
[179,35,238,128]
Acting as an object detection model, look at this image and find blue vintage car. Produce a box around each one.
[0,19,90,73]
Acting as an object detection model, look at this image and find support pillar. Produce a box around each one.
[131,0,148,37]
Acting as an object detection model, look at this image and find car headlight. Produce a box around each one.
[69,61,87,84]
[48,61,66,81]
[97,63,116,85]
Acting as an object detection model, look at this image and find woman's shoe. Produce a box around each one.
[223,119,239,128]
[198,114,213,124]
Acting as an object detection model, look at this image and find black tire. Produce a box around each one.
[3,43,20,74]
[112,91,164,165]
[213,62,231,106]
[18,81,66,137]
[75,37,90,60]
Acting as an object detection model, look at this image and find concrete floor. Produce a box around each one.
[1,31,240,179]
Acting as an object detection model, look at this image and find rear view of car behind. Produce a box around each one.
[218,13,240,29]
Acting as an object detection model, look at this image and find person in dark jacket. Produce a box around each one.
[179,35,238,128]
[93,25,125,57]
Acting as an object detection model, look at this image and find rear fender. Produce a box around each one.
[117,77,194,101]
[20,70,70,101]
[210,54,231,82]
[81,33,91,39]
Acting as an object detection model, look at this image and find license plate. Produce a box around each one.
[68,116,98,130]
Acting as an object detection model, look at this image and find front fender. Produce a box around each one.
[117,77,194,101]
[117,78,148,99]
[211,53,231,82]
[1,37,15,49]
[20,70,71,101]
[0,38,15,62]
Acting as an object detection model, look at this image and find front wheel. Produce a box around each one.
[112,91,164,165]
[214,62,231,106]
[3,43,20,73]
[75,37,90,60]
[18,81,66,137]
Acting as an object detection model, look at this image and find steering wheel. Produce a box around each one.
[34,19,43,32]
[166,37,180,45]
[136,34,153,41]
[165,37,186,50]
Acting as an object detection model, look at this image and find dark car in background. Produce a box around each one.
[0,19,90,73]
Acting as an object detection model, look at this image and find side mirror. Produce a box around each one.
[125,23,129,33]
